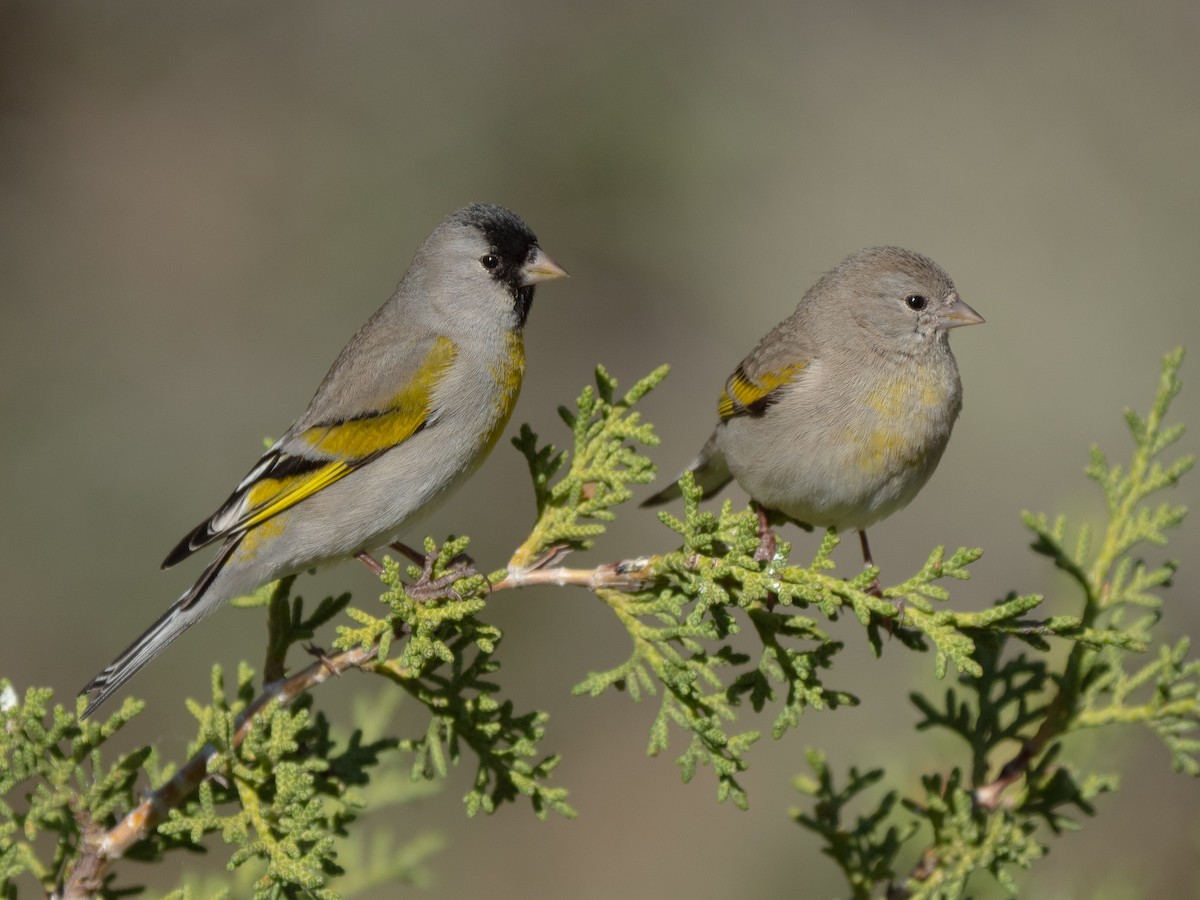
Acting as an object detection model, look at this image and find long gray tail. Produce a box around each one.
[642,429,733,507]
[80,540,238,718]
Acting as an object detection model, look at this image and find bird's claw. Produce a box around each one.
[529,544,572,571]
[407,551,479,602]
[753,503,778,563]
[303,643,340,676]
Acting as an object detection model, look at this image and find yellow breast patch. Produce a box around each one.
[864,375,946,416]
[481,331,526,452]
[858,427,927,474]
[857,375,946,474]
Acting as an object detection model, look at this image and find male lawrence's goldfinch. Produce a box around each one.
[81,203,567,716]
[644,246,983,571]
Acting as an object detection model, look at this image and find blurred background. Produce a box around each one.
[2,1,1199,896]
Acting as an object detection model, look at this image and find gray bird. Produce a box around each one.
[81,203,567,716]
[644,246,983,572]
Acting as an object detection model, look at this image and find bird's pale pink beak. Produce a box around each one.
[938,293,985,328]
[519,247,569,286]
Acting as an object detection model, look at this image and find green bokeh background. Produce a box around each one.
[2,2,1198,897]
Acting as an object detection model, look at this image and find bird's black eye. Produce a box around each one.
[905,294,927,311]
[480,254,500,271]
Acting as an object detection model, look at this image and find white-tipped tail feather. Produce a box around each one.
[80,539,239,717]
[80,591,212,717]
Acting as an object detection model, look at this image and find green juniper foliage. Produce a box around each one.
[0,352,1194,898]
[508,363,666,568]
[792,348,1197,898]
[332,540,573,820]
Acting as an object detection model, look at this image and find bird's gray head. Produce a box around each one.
[808,246,984,354]
[414,203,567,329]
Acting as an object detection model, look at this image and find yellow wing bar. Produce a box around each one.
[235,336,459,532]
[718,362,804,420]
[164,336,461,567]
[300,336,458,459]
[238,458,355,532]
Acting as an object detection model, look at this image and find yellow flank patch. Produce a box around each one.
[718,362,804,420]
[481,332,526,451]
[240,460,354,531]
[237,514,286,561]
[302,336,458,459]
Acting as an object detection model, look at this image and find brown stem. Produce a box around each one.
[973,742,1036,812]
[62,803,106,899]
[491,557,656,593]
[905,726,1055,889]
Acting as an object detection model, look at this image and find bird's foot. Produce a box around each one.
[528,543,573,571]
[753,503,778,563]
[879,594,908,638]
[751,503,782,611]
[407,550,480,602]
[856,529,904,634]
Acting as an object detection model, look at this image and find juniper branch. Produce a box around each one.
[67,544,663,891]
[977,348,1194,806]
[65,640,380,895]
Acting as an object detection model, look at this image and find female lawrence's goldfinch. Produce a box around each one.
[81,203,567,716]
[644,246,983,569]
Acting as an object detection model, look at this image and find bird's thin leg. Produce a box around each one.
[389,541,427,566]
[754,502,778,563]
[858,530,883,598]
[860,529,907,635]
[354,551,385,576]
[858,529,875,567]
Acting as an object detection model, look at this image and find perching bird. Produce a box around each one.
[643,246,983,575]
[81,203,567,716]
